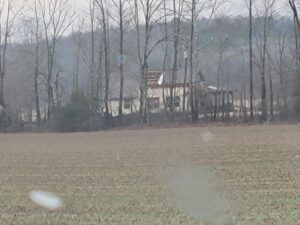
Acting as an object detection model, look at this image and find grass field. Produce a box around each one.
[1,125,300,224]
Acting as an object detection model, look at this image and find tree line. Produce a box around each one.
[1,0,300,131]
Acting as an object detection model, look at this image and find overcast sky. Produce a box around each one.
[71,0,290,17]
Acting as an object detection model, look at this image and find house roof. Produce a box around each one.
[108,70,224,100]
[108,70,187,100]
[146,70,189,89]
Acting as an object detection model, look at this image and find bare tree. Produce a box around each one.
[289,0,300,69]
[0,0,20,108]
[272,29,294,117]
[38,0,74,120]
[210,18,242,121]
[131,0,142,121]
[89,0,96,97]
[111,0,131,124]
[289,0,300,116]
[169,0,185,114]
[254,0,276,121]
[182,41,188,115]
[72,19,84,95]
[275,31,289,117]
[188,0,222,121]
[161,0,170,117]
[95,0,111,123]
[21,0,43,123]
[33,0,41,122]
[267,50,274,119]
[214,34,230,120]
[131,0,165,123]
[80,0,98,97]
[249,0,254,120]
[189,0,196,121]
[96,37,103,111]
[243,0,255,119]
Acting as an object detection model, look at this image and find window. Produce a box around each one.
[166,96,180,108]
[174,96,180,107]
[124,99,131,109]
[147,97,160,109]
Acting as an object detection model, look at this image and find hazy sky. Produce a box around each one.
[71,0,289,17]
[71,0,248,15]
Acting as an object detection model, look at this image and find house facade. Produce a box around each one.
[109,70,189,116]
[108,69,235,118]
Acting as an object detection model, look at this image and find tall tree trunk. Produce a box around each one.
[183,44,188,115]
[290,1,300,72]
[141,0,152,124]
[268,52,274,119]
[34,13,41,123]
[278,42,287,117]
[243,82,247,119]
[226,92,230,120]
[214,51,222,119]
[221,56,225,120]
[96,0,110,123]
[73,30,82,94]
[240,85,243,118]
[97,42,103,111]
[133,0,144,123]
[54,72,61,107]
[0,3,11,108]
[249,0,254,120]
[34,71,41,123]
[142,62,149,123]
[90,10,95,97]
[118,0,124,125]
[47,50,55,120]
[0,68,4,107]
[162,0,169,117]
[280,71,288,117]
[289,1,300,117]
[170,0,181,114]
[103,16,110,122]
[189,0,196,121]
[261,16,268,121]
[0,60,4,107]
[269,68,274,119]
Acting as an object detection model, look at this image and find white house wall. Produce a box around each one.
[109,86,189,116]
[109,99,139,117]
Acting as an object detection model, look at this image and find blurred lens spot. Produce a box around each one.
[201,131,215,142]
[167,162,230,224]
[30,191,62,210]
